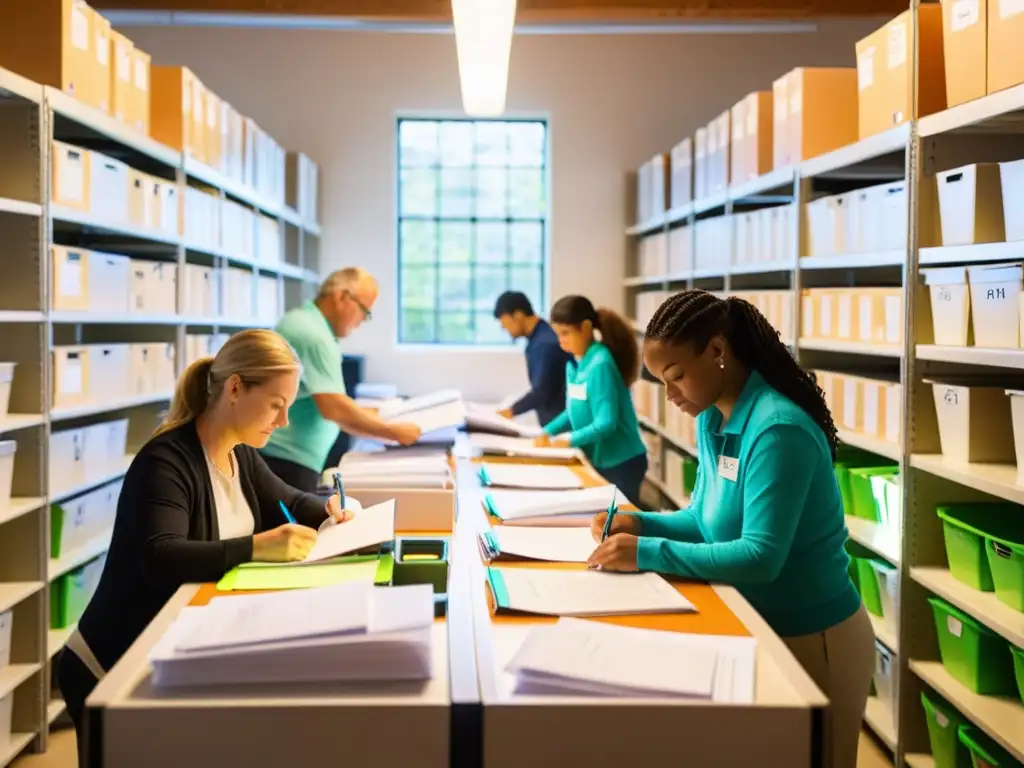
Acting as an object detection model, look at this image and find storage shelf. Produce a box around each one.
[624,275,670,288]
[911,660,1024,763]
[665,203,692,225]
[47,698,67,725]
[0,581,43,614]
[729,166,796,201]
[868,612,899,653]
[836,429,901,461]
[798,338,902,358]
[692,266,728,280]
[864,696,898,751]
[845,516,900,564]
[692,191,728,215]
[0,663,42,700]
[0,732,36,768]
[918,81,1024,137]
[645,473,687,509]
[911,567,1024,648]
[905,754,935,768]
[50,455,134,504]
[49,311,182,325]
[637,416,698,456]
[50,392,172,423]
[0,497,46,527]
[625,216,665,236]
[47,87,180,167]
[910,454,1024,505]
[48,625,75,659]
[51,205,181,246]
[919,241,1024,266]
[799,124,909,179]
[0,414,45,434]
[48,529,113,581]
[916,344,1024,371]
[184,156,282,217]
[0,197,43,217]
[729,260,794,276]
[799,250,905,270]
[0,65,43,103]
[0,311,45,322]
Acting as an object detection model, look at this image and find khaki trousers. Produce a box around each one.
[783,604,876,768]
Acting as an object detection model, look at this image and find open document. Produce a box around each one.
[378,389,466,439]
[484,485,618,526]
[149,582,434,688]
[470,433,578,462]
[505,618,756,703]
[479,462,583,490]
[261,499,395,566]
[479,525,598,564]
[487,567,696,616]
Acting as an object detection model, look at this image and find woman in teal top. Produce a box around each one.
[588,290,874,768]
[535,295,648,507]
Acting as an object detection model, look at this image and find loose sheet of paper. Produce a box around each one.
[464,404,543,438]
[489,526,598,563]
[470,433,578,461]
[489,485,618,521]
[482,463,583,490]
[495,568,696,616]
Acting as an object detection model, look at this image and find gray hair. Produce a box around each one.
[317,268,376,300]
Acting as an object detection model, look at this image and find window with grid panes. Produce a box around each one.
[397,118,548,344]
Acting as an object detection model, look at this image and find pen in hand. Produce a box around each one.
[278,500,297,525]
[332,471,346,508]
[590,489,619,570]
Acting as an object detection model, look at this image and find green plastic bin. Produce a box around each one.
[50,555,105,629]
[921,691,972,768]
[834,450,891,515]
[1012,644,1024,707]
[869,472,901,531]
[937,504,1024,594]
[986,538,1024,612]
[855,558,884,616]
[849,467,898,521]
[959,725,1023,768]
[929,597,1017,696]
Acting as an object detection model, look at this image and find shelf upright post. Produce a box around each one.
[175,161,187,377]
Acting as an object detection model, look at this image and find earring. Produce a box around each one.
[718,359,725,370]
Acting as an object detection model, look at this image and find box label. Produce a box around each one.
[843,380,858,430]
[947,615,962,638]
[63,355,83,395]
[58,150,84,203]
[116,44,131,82]
[858,47,875,90]
[821,295,834,336]
[746,108,757,137]
[838,294,852,339]
[859,296,873,342]
[60,252,83,297]
[884,295,901,344]
[96,31,109,66]
[134,59,148,91]
[1000,0,1024,19]
[788,87,802,116]
[952,0,980,30]
[71,6,89,51]
[887,23,908,70]
[773,86,786,123]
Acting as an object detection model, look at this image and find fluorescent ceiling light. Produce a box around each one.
[450,0,517,117]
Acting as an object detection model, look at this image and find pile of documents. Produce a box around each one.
[149,582,435,688]
[479,525,599,564]
[335,447,453,488]
[378,389,466,443]
[469,433,579,462]
[506,618,757,703]
[483,485,618,526]
[479,462,583,490]
[464,402,542,438]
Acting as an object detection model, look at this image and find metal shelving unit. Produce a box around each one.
[0,66,323,764]
[623,2,1024,764]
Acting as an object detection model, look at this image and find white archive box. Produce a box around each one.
[91,345,131,402]
[841,376,863,433]
[89,151,130,225]
[148,262,178,314]
[256,215,281,263]
[0,609,11,671]
[222,199,255,255]
[130,343,159,395]
[929,380,1017,464]
[50,427,87,495]
[184,334,211,366]
[184,187,221,249]
[667,226,691,275]
[967,263,1022,349]
[157,182,180,237]
[0,362,14,420]
[923,267,971,346]
[873,643,896,721]
[733,213,752,266]
[89,251,131,314]
[52,141,90,211]
[80,419,130,481]
[258,276,279,323]
[806,194,846,257]
[52,346,90,409]
[875,181,909,253]
[184,265,214,317]
[1001,159,1024,243]
[857,289,903,345]
[226,268,255,319]
[638,233,667,277]
[936,164,1005,246]
[0,440,15,508]
[51,246,90,311]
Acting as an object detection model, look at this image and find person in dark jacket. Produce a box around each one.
[56,329,353,763]
[493,291,572,427]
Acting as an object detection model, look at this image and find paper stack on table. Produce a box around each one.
[479,525,598,564]
[469,433,579,462]
[378,389,466,443]
[483,485,618,526]
[336,447,452,488]
[506,618,757,703]
[149,582,435,688]
[479,462,583,490]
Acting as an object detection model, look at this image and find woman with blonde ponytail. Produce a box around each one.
[57,329,355,754]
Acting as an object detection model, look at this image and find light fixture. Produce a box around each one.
[451,0,518,117]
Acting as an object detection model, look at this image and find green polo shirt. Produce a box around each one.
[631,370,860,637]
[262,301,346,473]
[542,341,646,469]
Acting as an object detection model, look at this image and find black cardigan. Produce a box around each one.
[77,420,330,672]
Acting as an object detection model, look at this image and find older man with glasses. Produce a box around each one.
[261,267,422,491]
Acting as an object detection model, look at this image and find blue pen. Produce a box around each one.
[278,500,297,525]
[600,489,619,543]
[332,471,346,508]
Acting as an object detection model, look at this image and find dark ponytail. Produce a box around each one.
[645,290,838,459]
[550,295,640,387]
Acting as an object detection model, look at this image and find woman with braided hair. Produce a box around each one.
[534,295,648,507]
[587,290,874,768]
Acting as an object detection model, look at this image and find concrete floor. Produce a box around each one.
[14,727,897,767]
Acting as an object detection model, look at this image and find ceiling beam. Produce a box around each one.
[92,0,908,23]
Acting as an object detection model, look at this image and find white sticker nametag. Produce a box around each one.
[718,455,739,482]
[568,383,587,401]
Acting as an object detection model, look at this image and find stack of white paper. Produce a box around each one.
[480,526,598,564]
[379,390,466,443]
[481,463,583,490]
[486,485,618,526]
[464,403,543,438]
[264,499,396,565]
[470,433,578,461]
[336,448,452,488]
[149,582,435,689]
[506,618,756,703]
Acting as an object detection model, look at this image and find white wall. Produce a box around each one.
[128,22,881,399]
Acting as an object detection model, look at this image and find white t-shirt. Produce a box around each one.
[205,449,256,540]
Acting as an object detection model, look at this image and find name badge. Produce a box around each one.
[568,383,587,401]
[718,455,739,482]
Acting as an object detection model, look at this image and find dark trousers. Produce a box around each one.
[261,453,322,493]
[56,649,97,767]
[594,452,649,510]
